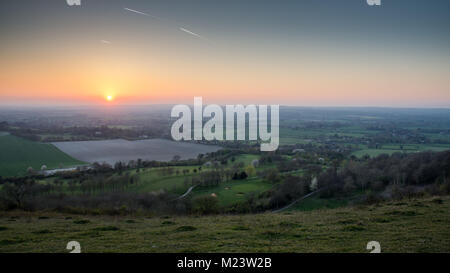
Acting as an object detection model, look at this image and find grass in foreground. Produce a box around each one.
[0,196,449,253]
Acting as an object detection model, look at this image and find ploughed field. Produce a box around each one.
[0,196,448,253]
[52,139,221,165]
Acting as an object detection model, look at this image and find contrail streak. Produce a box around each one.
[124,7,155,18]
[124,7,210,42]
[179,27,203,39]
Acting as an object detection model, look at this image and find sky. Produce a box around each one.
[0,0,449,107]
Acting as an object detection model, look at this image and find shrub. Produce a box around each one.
[191,195,219,214]
[342,225,365,232]
[92,226,119,231]
[73,219,90,224]
[231,226,250,231]
[176,226,197,232]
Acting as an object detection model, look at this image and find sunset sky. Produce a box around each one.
[1,0,449,107]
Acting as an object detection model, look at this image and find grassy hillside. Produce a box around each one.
[129,167,198,195]
[0,196,448,253]
[0,135,85,177]
[289,196,350,211]
[31,153,275,209]
[123,154,265,196]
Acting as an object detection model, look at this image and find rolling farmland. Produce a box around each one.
[0,135,85,177]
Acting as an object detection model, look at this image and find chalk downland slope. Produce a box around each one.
[0,196,448,252]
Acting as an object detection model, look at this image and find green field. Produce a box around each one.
[128,154,273,207]
[0,196,448,253]
[279,125,376,145]
[192,178,273,207]
[33,153,272,207]
[230,154,259,166]
[119,154,271,206]
[0,135,85,177]
[127,167,272,207]
[352,144,450,158]
[129,167,199,195]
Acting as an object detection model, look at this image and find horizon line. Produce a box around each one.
[0,103,449,110]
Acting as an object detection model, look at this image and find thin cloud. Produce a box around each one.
[100,40,111,44]
[124,7,210,42]
[179,27,210,42]
[124,7,156,18]
[179,27,202,38]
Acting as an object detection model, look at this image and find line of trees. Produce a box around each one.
[1,150,448,215]
[228,151,450,213]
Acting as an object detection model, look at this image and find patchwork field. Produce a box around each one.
[0,196,448,253]
[33,153,274,207]
[352,144,450,158]
[52,139,222,165]
[0,135,85,177]
[117,154,273,205]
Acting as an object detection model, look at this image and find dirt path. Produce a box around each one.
[272,188,323,213]
[173,185,198,200]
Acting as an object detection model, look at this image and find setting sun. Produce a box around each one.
[106,95,113,102]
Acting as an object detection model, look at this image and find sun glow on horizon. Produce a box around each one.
[0,2,449,108]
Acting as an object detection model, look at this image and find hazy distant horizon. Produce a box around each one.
[0,101,449,110]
